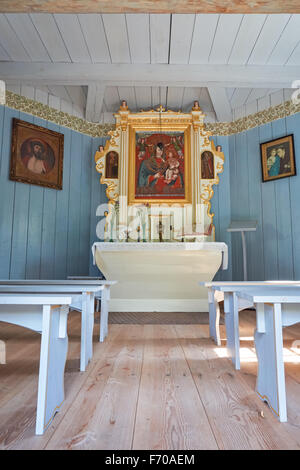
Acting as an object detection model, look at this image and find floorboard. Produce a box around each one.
[133,324,218,450]
[1,310,300,450]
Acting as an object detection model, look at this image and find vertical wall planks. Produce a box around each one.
[230,115,298,281]
[0,107,18,278]
[40,120,60,279]
[230,133,247,280]
[228,134,239,280]
[246,126,264,281]
[79,134,93,275]
[286,112,300,280]
[25,116,45,279]
[0,105,9,277]
[54,127,72,279]
[0,107,95,280]
[9,111,33,279]
[0,105,5,175]
[67,131,83,276]
[1,103,299,283]
[272,118,294,280]
[211,135,232,281]
[233,132,248,274]
[235,131,249,220]
[259,123,279,280]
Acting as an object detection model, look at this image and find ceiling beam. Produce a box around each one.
[0,0,299,13]
[207,87,232,122]
[86,84,105,122]
[1,62,300,89]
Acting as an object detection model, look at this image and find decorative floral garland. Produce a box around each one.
[4,90,300,137]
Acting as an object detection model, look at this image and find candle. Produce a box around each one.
[160,212,163,242]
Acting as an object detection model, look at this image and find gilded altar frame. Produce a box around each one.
[94,102,225,242]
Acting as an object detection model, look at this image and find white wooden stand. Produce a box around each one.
[227,221,257,281]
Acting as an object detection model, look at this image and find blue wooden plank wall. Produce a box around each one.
[0,105,94,279]
[5,103,297,283]
[229,112,300,281]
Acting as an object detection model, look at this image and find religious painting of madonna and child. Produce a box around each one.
[261,134,296,182]
[134,131,186,200]
[10,118,64,190]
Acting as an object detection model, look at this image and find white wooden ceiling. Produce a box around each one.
[0,13,300,122]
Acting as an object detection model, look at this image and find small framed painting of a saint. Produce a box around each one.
[201,151,215,179]
[260,134,296,182]
[10,118,64,190]
[105,151,119,179]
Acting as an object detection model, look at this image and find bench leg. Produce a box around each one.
[224,292,240,370]
[255,302,287,422]
[36,305,69,435]
[100,286,110,342]
[208,288,221,346]
[80,292,94,372]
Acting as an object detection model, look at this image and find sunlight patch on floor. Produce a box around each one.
[214,345,300,364]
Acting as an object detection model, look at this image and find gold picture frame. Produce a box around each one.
[10,118,64,190]
[260,134,296,182]
[128,124,191,206]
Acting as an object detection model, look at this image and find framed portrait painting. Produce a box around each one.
[128,129,191,205]
[260,134,296,182]
[10,118,64,190]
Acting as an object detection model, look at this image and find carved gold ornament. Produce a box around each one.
[94,103,225,242]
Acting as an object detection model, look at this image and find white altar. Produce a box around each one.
[92,242,227,312]
[93,102,228,312]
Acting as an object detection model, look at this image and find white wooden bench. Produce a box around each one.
[67,277,117,342]
[68,276,104,312]
[202,281,300,369]
[202,281,300,422]
[0,293,72,435]
[236,286,300,422]
[0,280,116,371]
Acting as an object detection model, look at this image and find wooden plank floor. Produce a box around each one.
[1,310,300,450]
